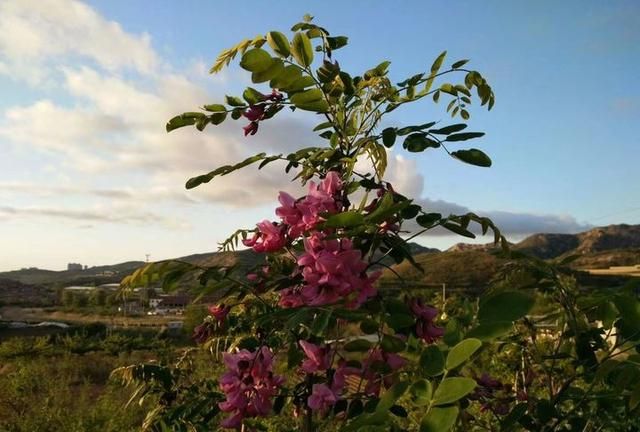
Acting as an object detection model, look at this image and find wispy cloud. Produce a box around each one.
[0,204,189,229]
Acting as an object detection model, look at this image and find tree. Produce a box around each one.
[90,289,107,307]
[114,16,640,432]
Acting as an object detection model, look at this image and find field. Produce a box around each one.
[584,264,640,277]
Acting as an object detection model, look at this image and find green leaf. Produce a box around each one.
[243,87,264,105]
[166,112,205,132]
[430,124,467,135]
[313,121,333,132]
[410,379,432,406]
[466,322,513,341]
[210,111,227,125]
[344,339,373,352]
[451,59,469,69]
[311,309,332,335]
[445,338,481,370]
[382,128,396,148]
[203,104,225,112]
[365,195,412,224]
[271,65,302,88]
[419,345,445,377]
[251,58,284,83]
[404,134,440,152]
[266,31,290,57]
[185,152,266,189]
[239,48,273,73]
[225,95,245,107]
[283,76,315,92]
[327,36,348,50]
[324,211,364,228]
[445,132,485,142]
[291,32,314,67]
[380,334,407,353]
[290,88,323,105]
[478,291,535,325]
[420,406,459,432]
[430,51,447,74]
[433,377,476,406]
[442,222,475,238]
[396,122,436,136]
[294,99,329,113]
[385,314,415,332]
[377,381,409,412]
[416,213,442,228]
[360,319,379,335]
[451,149,492,167]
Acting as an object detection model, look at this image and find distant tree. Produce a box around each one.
[182,304,208,336]
[90,289,107,307]
[62,290,74,307]
[71,293,88,308]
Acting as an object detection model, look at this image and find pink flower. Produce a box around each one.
[243,121,258,136]
[242,220,287,253]
[279,233,378,308]
[409,298,444,344]
[274,173,344,239]
[243,104,265,122]
[308,384,337,412]
[209,304,231,324]
[265,89,283,102]
[218,347,285,429]
[299,340,331,373]
[361,348,407,396]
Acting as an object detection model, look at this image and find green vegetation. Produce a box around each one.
[0,324,190,432]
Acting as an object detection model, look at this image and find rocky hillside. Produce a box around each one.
[512,224,640,263]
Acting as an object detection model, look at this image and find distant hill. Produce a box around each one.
[512,224,640,263]
[379,250,503,289]
[0,278,54,306]
[1,224,638,295]
[380,224,640,290]
[0,261,145,286]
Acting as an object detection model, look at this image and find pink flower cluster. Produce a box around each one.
[218,347,285,429]
[409,298,444,343]
[242,172,343,254]
[276,172,343,239]
[299,340,406,412]
[242,171,379,308]
[279,234,379,308]
[242,221,287,253]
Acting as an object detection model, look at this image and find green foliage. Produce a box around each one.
[113,13,640,432]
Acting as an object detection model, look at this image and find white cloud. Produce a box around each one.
[0,0,591,241]
[0,0,159,85]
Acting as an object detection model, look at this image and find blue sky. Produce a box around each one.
[0,0,638,271]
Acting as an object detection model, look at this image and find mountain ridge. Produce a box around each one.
[1,224,638,288]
